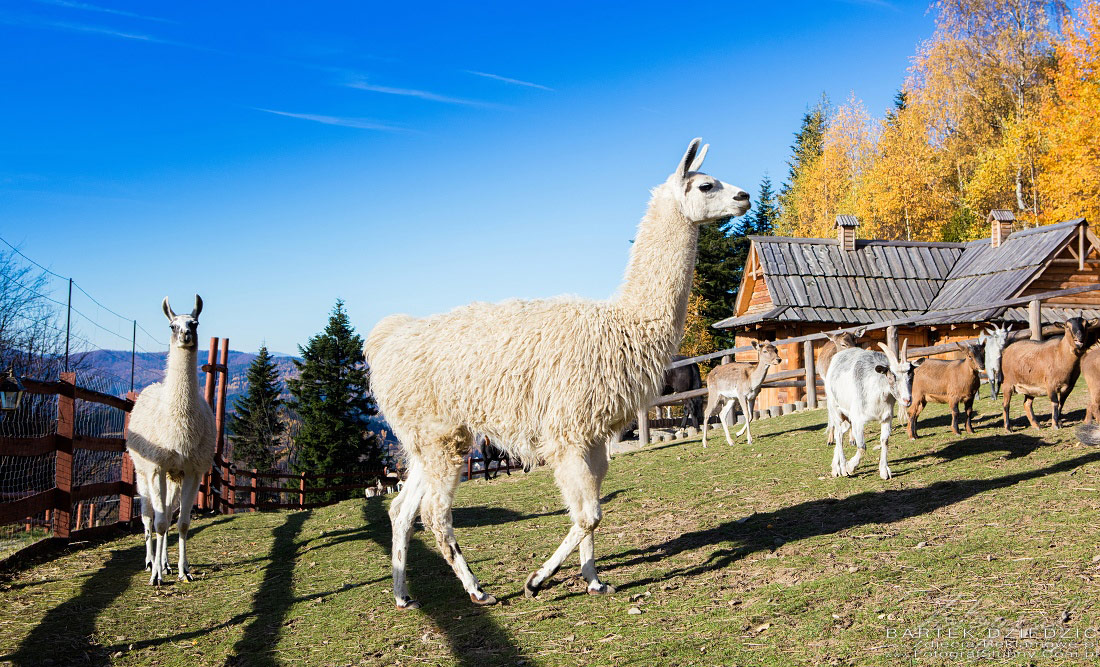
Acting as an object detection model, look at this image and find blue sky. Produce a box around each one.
[0,0,936,355]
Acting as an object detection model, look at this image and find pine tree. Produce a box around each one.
[778,95,830,235]
[745,174,779,236]
[288,300,382,502]
[227,345,284,471]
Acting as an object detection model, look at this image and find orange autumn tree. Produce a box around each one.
[1038,0,1100,224]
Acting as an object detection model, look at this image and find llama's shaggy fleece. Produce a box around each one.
[126,296,216,585]
[366,139,750,609]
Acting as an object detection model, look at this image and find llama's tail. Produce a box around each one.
[364,314,415,365]
[1076,423,1100,446]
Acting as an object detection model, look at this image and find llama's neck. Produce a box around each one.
[164,344,199,404]
[615,183,699,356]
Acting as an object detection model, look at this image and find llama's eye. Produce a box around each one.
[698,182,713,192]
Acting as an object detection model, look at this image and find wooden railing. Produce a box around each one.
[221,468,400,512]
[0,372,137,545]
[634,284,1100,447]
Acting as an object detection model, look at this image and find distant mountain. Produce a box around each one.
[81,349,301,407]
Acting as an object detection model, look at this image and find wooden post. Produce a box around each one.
[227,468,236,516]
[213,338,229,514]
[75,504,83,531]
[88,502,96,528]
[299,472,306,509]
[1030,300,1042,340]
[250,469,258,512]
[120,390,138,525]
[466,457,473,481]
[721,355,732,365]
[54,372,76,539]
[637,408,649,447]
[803,340,817,409]
[202,338,218,512]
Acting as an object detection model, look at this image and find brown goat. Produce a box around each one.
[817,327,866,381]
[907,342,985,438]
[1001,317,1091,431]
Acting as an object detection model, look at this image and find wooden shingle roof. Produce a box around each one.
[715,219,1088,329]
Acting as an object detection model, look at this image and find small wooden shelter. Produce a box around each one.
[715,211,1099,410]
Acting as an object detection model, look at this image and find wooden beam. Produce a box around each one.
[803,340,817,409]
[1030,300,1042,340]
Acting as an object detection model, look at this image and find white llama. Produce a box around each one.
[126,295,216,585]
[366,139,750,609]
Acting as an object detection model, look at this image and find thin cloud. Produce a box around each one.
[33,0,174,23]
[346,81,494,107]
[254,108,407,132]
[464,70,554,91]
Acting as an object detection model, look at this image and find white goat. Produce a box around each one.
[825,341,922,480]
[126,296,216,585]
[978,323,1010,399]
[699,341,782,447]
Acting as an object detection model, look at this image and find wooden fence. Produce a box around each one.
[635,284,1100,447]
[0,336,399,566]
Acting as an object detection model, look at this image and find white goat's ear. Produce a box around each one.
[191,294,203,319]
[162,297,175,321]
[874,364,889,375]
[678,138,702,179]
[688,143,709,172]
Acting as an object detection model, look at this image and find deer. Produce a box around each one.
[700,341,782,447]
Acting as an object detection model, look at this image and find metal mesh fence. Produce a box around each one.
[0,368,135,557]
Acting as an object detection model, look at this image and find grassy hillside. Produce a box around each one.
[2,388,1099,666]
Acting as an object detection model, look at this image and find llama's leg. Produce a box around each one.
[389,461,426,609]
[176,472,200,581]
[148,470,169,586]
[877,417,893,480]
[844,419,866,475]
[526,446,612,597]
[420,465,496,606]
[137,473,155,572]
[718,400,736,446]
[1024,396,1041,430]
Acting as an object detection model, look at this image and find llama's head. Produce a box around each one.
[670,138,750,224]
[162,295,203,349]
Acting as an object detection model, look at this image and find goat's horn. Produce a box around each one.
[192,294,203,319]
[877,342,897,364]
[900,338,908,361]
[162,297,175,321]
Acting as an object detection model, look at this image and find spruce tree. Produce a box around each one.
[227,345,284,471]
[287,300,382,502]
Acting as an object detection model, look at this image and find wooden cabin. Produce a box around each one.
[715,210,1100,411]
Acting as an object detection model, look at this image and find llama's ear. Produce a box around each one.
[679,138,702,179]
[162,297,175,321]
[191,294,203,319]
[688,143,709,173]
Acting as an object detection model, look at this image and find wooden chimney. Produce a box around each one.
[989,209,1015,248]
[836,215,859,251]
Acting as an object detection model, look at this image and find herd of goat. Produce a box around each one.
[671,317,1100,480]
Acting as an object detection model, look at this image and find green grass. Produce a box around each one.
[2,386,1100,666]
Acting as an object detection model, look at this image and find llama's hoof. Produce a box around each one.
[145,560,153,571]
[149,571,161,586]
[523,572,542,598]
[470,592,498,606]
[586,583,616,595]
[879,468,892,480]
[395,596,421,610]
[178,570,194,582]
